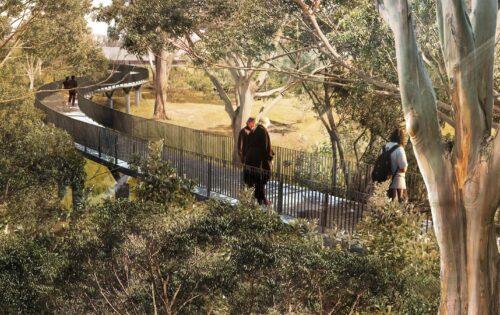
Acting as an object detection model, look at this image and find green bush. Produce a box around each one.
[0,236,68,314]
[59,195,394,314]
[130,140,195,206]
[0,106,85,235]
[355,183,440,314]
[0,118,440,314]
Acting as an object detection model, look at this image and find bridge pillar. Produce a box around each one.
[105,91,114,109]
[134,85,142,106]
[110,171,130,199]
[123,87,132,113]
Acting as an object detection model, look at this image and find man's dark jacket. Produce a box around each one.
[244,124,274,184]
[237,126,253,163]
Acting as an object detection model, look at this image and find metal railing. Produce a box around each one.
[35,65,431,233]
[77,65,427,204]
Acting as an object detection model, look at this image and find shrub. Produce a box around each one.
[130,140,195,206]
[355,183,440,314]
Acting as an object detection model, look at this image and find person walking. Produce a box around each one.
[237,117,255,164]
[244,117,274,205]
[68,75,78,106]
[384,128,408,202]
[62,77,70,106]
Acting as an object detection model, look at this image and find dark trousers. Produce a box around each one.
[243,166,268,205]
[68,92,76,106]
[254,180,266,204]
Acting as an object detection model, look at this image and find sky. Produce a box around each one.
[88,0,111,35]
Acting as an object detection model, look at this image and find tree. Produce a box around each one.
[292,0,499,132]
[97,0,195,120]
[374,0,500,313]
[1,0,106,90]
[179,0,295,161]
[24,4,106,88]
[0,104,85,236]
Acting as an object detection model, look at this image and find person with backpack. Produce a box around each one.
[371,128,408,202]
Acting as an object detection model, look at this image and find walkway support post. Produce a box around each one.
[134,85,141,106]
[105,91,114,109]
[114,135,118,165]
[207,156,213,198]
[276,155,284,215]
[320,189,329,232]
[123,87,131,113]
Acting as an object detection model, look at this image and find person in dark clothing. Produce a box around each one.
[244,117,274,205]
[62,77,70,106]
[237,117,255,163]
[68,75,78,106]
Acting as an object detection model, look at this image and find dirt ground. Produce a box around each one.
[93,85,330,151]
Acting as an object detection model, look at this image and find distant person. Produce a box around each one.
[62,77,70,106]
[244,117,274,205]
[68,75,78,106]
[384,128,408,202]
[238,117,255,164]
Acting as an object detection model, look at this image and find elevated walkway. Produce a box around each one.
[35,64,380,233]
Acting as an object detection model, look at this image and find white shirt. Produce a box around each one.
[384,142,408,189]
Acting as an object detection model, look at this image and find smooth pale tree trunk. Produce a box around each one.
[153,50,174,120]
[376,0,499,313]
[25,56,41,91]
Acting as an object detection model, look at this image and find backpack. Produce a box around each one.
[371,144,399,183]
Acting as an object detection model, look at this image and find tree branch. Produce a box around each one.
[255,82,295,121]
[202,67,235,118]
[294,0,399,93]
[255,84,289,98]
[471,0,497,131]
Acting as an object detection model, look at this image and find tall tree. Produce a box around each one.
[0,0,106,97]
[180,0,295,161]
[19,0,106,89]
[97,0,194,120]
[374,0,499,313]
[292,0,499,131]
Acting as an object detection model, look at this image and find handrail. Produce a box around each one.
[77,65,427,205]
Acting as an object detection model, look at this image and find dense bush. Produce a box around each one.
[0,135,440,314]
[355,183,440,314]
[60,196,391,314]
[0,106,85,235]
[130,141,195,206]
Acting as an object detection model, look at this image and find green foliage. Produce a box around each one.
[0,235,68,314]
[130,141,195,206]
[169,66,216,93]
[0,106,85,235]
[98,0,197,54]
[192,0,287,62]
[1,0,107,90]
[61,195,390,314]
[355,183,440,314]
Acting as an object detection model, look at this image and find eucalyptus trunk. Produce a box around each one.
[153,50,174,120]
[376,0,499,313]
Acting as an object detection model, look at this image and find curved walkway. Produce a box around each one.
[35,65,376,233]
